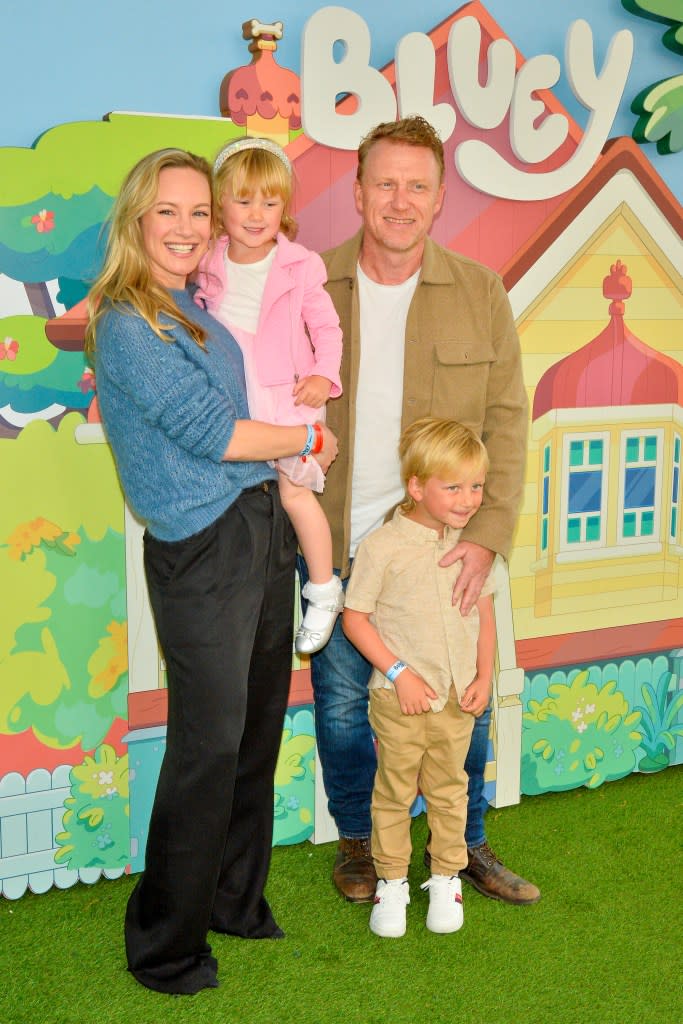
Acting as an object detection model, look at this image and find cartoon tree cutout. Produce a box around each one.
[622,0,683,153]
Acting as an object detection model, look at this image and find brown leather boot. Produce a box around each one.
[423,834,540,905]
[460,842,541,905]
[333,837,377,903]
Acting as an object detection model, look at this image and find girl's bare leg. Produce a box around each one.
[278,474,332,583]
[278,474,343,654]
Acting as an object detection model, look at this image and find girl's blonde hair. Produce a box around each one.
[213,142,297,240]
[398,417,489,513]
[85,148,212,359]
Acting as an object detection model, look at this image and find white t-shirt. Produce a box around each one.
[216,246,277,332]
[350,264,419,555]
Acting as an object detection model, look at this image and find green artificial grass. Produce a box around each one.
[2,765,680,1024]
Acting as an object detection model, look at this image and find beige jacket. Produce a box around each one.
[321,231,528,576]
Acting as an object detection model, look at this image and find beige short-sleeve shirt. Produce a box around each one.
[345,510,495,710]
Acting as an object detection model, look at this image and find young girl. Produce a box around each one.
[195,137,344,654]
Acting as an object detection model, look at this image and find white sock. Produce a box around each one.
[301,576,343,630]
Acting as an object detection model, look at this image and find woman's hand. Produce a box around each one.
[312,421,338,473]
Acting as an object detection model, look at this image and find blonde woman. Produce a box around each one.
[86,148,337,994]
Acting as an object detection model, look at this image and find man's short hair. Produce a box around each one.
[357,116,445,183]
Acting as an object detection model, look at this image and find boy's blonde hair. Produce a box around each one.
[398,417,489,513]
[85,148,212,358]
[213,141,297,240]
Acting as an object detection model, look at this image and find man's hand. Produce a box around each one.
[394,668,437,715]
[439,541,494,616]
[293,374,332,408]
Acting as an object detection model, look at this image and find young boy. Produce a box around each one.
[342,417,495,938]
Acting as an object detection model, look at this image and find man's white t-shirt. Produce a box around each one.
[350,264,420,555]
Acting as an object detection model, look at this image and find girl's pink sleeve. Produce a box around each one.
[301,251,343,398]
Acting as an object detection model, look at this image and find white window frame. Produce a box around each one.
[617,428,663,547]
[559,431,610,554]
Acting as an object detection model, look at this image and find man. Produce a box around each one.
[307,115,539,906]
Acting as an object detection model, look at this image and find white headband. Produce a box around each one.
[214,137,292,175]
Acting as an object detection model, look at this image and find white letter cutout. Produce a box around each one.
[511,53,568,163]
[448,16,516,130]
[455,20,633,199]
[396,32,456,142]
[301,6,396,150]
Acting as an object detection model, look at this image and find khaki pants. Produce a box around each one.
[369,686,474,879]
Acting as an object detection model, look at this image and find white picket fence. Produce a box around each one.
[0,766,124,900]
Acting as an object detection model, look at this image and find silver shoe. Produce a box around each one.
[295,581,344,654]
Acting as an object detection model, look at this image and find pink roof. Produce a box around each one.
[533,259,683,419]
[501,137,683,292]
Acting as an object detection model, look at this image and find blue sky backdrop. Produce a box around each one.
[2,0,680,193]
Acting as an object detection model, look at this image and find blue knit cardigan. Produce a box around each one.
[95,288,274,541]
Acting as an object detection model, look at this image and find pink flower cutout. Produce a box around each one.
[31,209,55,233]
[0,337,19,361]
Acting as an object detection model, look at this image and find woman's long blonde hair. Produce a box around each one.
[85,148,213,359]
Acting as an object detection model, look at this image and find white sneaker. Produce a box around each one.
[295,577,344,654]
[369,878,410,938]
[421,874,464,934]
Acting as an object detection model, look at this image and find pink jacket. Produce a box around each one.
[194,233,342,397]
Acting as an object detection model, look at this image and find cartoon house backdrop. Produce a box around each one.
[0,2,681,899]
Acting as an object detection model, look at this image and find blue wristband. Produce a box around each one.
[386,660,407,684]
[299,423,315,457]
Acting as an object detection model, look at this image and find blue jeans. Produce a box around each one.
[464,705,490,848]
[298,557,490,846]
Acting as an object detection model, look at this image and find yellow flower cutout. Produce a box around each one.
[6,517,80,560]
[88,621,128,698]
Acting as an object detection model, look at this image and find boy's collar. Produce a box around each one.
[392,508,461,544]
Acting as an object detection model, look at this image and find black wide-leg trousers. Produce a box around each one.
[124,481,296,994]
